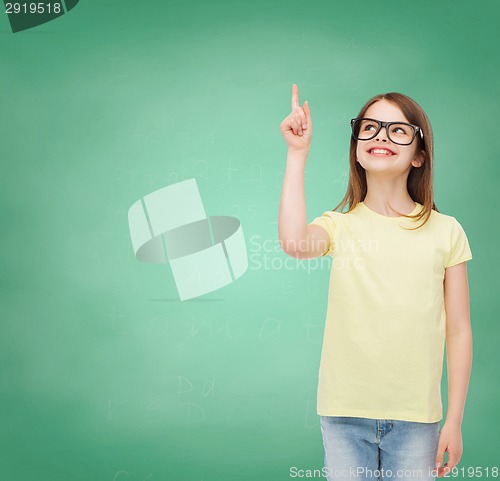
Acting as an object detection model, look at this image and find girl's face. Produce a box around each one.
[355,99,424,175]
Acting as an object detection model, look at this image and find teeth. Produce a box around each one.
[370,149,393,155]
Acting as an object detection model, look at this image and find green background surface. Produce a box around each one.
[1,1,498,480]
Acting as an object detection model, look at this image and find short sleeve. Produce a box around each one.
[307,211,336,257]
[445,218,473,268]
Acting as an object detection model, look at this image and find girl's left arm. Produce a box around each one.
[435,261,472,478]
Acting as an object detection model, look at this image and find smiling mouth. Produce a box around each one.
[368,148,396,156]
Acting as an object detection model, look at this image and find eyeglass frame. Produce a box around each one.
[350,117,424,146]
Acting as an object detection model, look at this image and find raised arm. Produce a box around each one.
[278,84,329,259]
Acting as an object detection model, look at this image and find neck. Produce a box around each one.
[363,171,415,217]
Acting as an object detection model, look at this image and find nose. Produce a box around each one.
[375,125,390,142]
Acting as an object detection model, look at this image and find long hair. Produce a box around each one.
[332,92,438,229]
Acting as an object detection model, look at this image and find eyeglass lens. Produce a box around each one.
[353,119,416,145]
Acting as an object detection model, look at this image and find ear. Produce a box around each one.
[412,149,425,168]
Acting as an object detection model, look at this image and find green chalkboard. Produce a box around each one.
[0,0,498,479]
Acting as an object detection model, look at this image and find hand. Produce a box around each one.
[279,83,312,154]
[435,421,463,478]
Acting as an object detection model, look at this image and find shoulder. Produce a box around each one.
[320,210,347,220]
[309,208,348,223]
[307,209,349,238]
[433,209,473,267]
[425,208,466,231]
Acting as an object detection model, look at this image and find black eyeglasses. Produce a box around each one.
[351,117,424,146]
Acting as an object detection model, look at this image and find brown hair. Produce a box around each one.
[332,92,439,229]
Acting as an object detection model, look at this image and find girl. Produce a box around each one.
[278,84,473,481]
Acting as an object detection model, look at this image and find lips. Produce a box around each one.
[367,147,396,156]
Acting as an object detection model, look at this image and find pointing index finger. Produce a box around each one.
[291,83,299,111]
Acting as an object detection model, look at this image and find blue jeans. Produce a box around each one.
[320,416,441,481]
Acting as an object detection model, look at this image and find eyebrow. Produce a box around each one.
[362,117,411,124]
